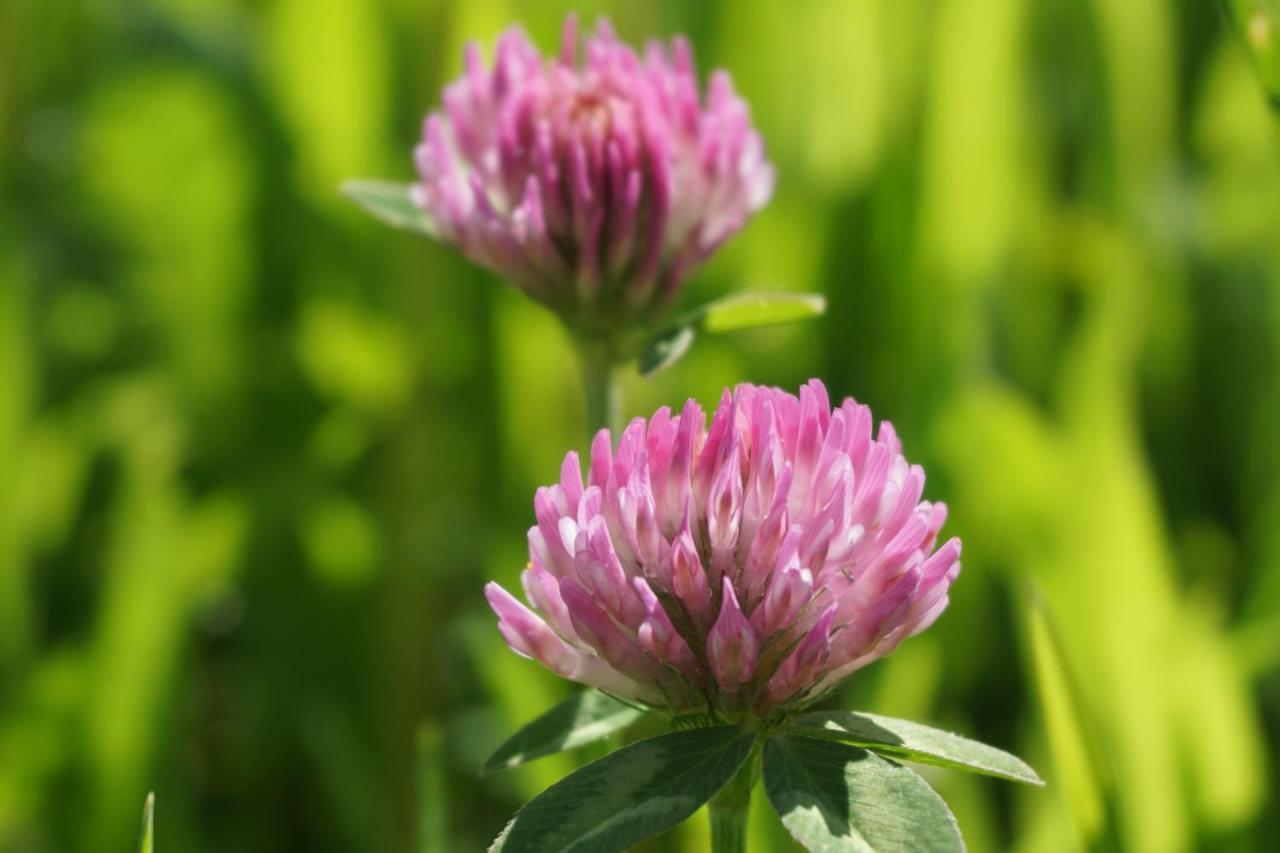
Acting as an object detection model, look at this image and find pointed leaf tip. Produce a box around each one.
[341,179,440,237]
[483,690,644,773]
[785,710,1043,786]
[137,792,155,853]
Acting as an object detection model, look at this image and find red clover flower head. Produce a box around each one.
[485,380,961,720]
[414,16,774,337]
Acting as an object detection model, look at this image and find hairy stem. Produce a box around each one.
[709,747,760,853]
[577,341,621,438]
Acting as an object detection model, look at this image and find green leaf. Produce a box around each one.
[638,291,826,377]
[763,734,964,853]
[490,726,755,852]
[484,690,645,773]
[1225,0,1280,106]
[697,291,827,334]
[137,792,155,853]
[636,326,695,378]
[340,179,439,236]
[785,710,1042,785]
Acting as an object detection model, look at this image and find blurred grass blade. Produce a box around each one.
[1225,0,1280,106]
[416,724,446,853]
[490,726,754,852]
[1022,589,1110,843]
[340,179,439,236]
[137,792,154,853]
[638,291,826,377]
[785,710,1043,785]
[483,690,644,773]
[763,735,964,852]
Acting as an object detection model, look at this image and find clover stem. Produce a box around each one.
[709,745,760,853]
[577,339,622,438]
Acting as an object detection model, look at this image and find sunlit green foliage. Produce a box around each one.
[1,1,1278,851]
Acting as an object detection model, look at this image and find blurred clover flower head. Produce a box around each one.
[414,15,774,341]
[486,380,961,720]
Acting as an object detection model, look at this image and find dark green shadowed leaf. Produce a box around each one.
[490,726,754,852]
[484,690,644,773]
[764,735,964,853]
[340,179,439,236]
[638,291,825,377]
[785,710,1042,785]
[137,792,155,853]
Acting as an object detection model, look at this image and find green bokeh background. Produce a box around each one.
[3,0,1280,850]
